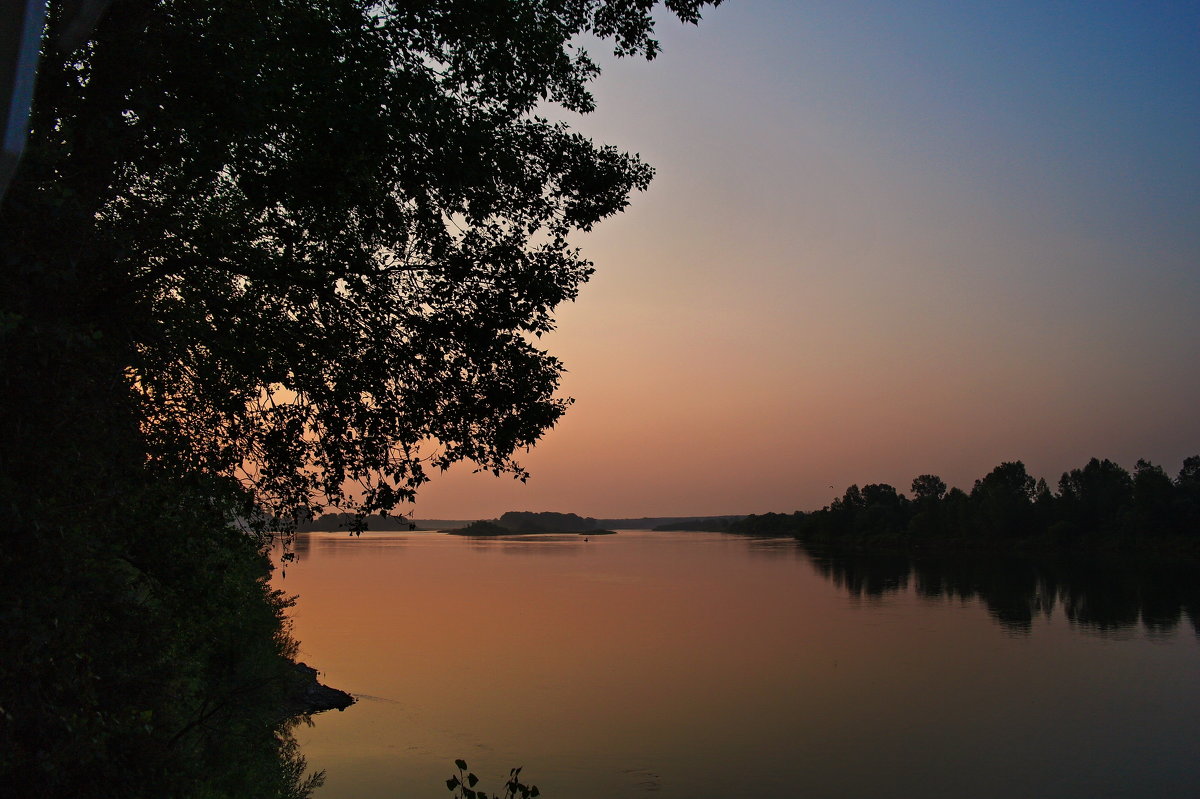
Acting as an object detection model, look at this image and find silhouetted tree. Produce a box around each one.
[911,474,948,503]
[1,2,723,793]
[1178,456,1200,486]
[741,456,1198,550]
[1056,458,1133,539]
[3,0,724,525]
[1176,455,1200,534]
[971,461,1038,539]
[861,482,902,507]
[853,483,906,539]
[907,474,947,538]
[727,511,804,536]
[833,484,866,511]
[1132,459,1175,535]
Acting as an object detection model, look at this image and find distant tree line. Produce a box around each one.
[295,512,420,532]
[652,516,743,532]
[729,456,1200,552]
[298,512,749,532]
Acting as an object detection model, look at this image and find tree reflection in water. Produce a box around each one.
[798,543,1200,637]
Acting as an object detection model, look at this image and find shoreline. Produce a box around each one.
[287,662,355,716]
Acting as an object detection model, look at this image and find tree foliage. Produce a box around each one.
[447,759,538,799]
[731,456,1200,552]
[3,0,722,524]
[1,1,722,794]
[0,357,318,796]
[910,474,947,503]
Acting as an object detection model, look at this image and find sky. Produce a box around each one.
[412,0,1200,520]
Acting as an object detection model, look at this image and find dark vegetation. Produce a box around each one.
[444,509,750,535]
[494,511,598,533]
[652,516,743,531]
[0,333,322,797]
[598,515,746,529]
[731,457,1200,556]
[295,512,422,532]
[286,663,355,715]
[448,511,614,535]
[447,759,539,799]
[2,1,721,795]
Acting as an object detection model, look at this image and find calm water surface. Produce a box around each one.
[274,531,1200,798]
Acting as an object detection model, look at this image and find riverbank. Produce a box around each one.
[287,662,355,715]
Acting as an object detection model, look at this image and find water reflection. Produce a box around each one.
[281,531,1200,799]
[799,542,1200,637]
[461,534,589,555]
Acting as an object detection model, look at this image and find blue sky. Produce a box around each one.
[414,0,1200,518]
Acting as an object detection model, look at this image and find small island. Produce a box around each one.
[444,511,616,536]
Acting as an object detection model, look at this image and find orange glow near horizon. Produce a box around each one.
[397,3,1200,520]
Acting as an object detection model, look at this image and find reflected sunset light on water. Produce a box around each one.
[277,531,1200,798]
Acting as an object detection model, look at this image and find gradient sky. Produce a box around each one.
[413,0,1200,519]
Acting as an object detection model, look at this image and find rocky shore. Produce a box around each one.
[287,662,355,715]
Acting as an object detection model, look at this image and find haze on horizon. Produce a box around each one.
[412,0,1200,520]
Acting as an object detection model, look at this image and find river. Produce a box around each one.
[273,530,1200,798]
